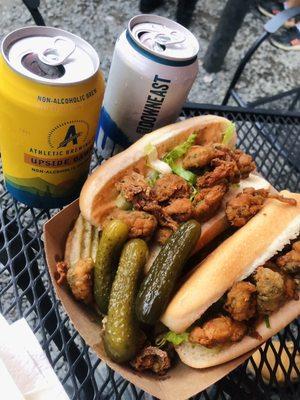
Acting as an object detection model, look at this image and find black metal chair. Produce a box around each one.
[139,0,199,27]
[220,7,300,176]
[222,7,300,112]
[22,0,45,26]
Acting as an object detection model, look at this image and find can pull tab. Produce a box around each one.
[154,30,185,46]
[37,36,76,66]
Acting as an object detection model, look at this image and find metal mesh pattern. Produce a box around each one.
[0,105,299,399]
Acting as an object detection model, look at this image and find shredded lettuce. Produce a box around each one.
[171,165,196,185]
[164,331,189,346]
[156,331,189,347]
[150,160,172,175]
[144,143,172,175]
[163,133,197,184]
[147,170,159,187]
[164,133,197,165]
[222,122,235,146]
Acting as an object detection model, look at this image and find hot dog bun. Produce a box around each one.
[161,191,300,333]
[175,296,300,368]
[80,115,270,273]
[80,116,237,226]
[161,191,300,369]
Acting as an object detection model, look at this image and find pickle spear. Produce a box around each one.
[94,219,129,314]
[104,239,148,363]
[135,220,201,325]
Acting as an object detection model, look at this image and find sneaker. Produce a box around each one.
[257,0,284,18]
[139,0,164,13]
[270,26,300,50]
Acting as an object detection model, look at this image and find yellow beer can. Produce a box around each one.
[0,26,105,208]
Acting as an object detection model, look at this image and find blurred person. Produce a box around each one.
[258,0,300,50]
[139,0,198,27]
[139,0,164,12]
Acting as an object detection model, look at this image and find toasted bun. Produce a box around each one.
[161,191,300,333]
[80,116,236,226]
[65,214,99,268]
[176,296,300,368]
[80,115,270,273]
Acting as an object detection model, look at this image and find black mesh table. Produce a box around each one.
[0,104,299,400]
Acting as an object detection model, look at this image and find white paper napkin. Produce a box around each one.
[0,314,69,400]
[0,358,25,399]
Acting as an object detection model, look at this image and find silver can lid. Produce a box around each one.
[1,26,99,85]
[129,14,199,61]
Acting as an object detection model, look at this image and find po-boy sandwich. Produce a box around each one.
[161,191,300,369]
[79,115,271,272]
[54,116,299,375]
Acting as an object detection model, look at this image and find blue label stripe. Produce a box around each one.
[5,180,79,209]
[98,106,132,149]
[126,30,197,67]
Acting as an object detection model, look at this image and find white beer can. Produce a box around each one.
[96,14,199,157]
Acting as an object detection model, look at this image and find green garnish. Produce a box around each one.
[222,122,235,146]
[264,315,271,328]
[147,170,159,187]
[155,331,189,347]
[164,133,197,164]
[163,133,197,184]
[231,183,240,189]
[171,164,197,185]
[165,331,189,345]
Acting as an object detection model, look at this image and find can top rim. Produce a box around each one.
[128,14,199,61]
[1,26,100,85]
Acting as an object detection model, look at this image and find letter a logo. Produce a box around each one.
[58,125,81,148]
